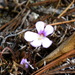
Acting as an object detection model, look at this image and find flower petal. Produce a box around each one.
[35,21,46,33]
[25,64,29,68]
[24,31,39,41]
[30,39,42,47]
[44,25,54,36]
[20,58,25,65]
[20,59,29,68]
[42,37,52,48]
[20,58,27,64]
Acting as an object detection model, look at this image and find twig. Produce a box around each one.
[63,8,75,16]
[46,63,75,74]
[48,70,75,74]
[52,0,61,16]
[0,47,15,60]
[20,10,31,27]
[28,0,59,7]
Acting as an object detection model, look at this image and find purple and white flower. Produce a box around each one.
[20,58,34,69]
[20,58,29,68]
[24,21,54,48]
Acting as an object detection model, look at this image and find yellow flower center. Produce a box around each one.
[38,34,44,40]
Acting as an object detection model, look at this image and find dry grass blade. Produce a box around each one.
[32,49,75,75]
